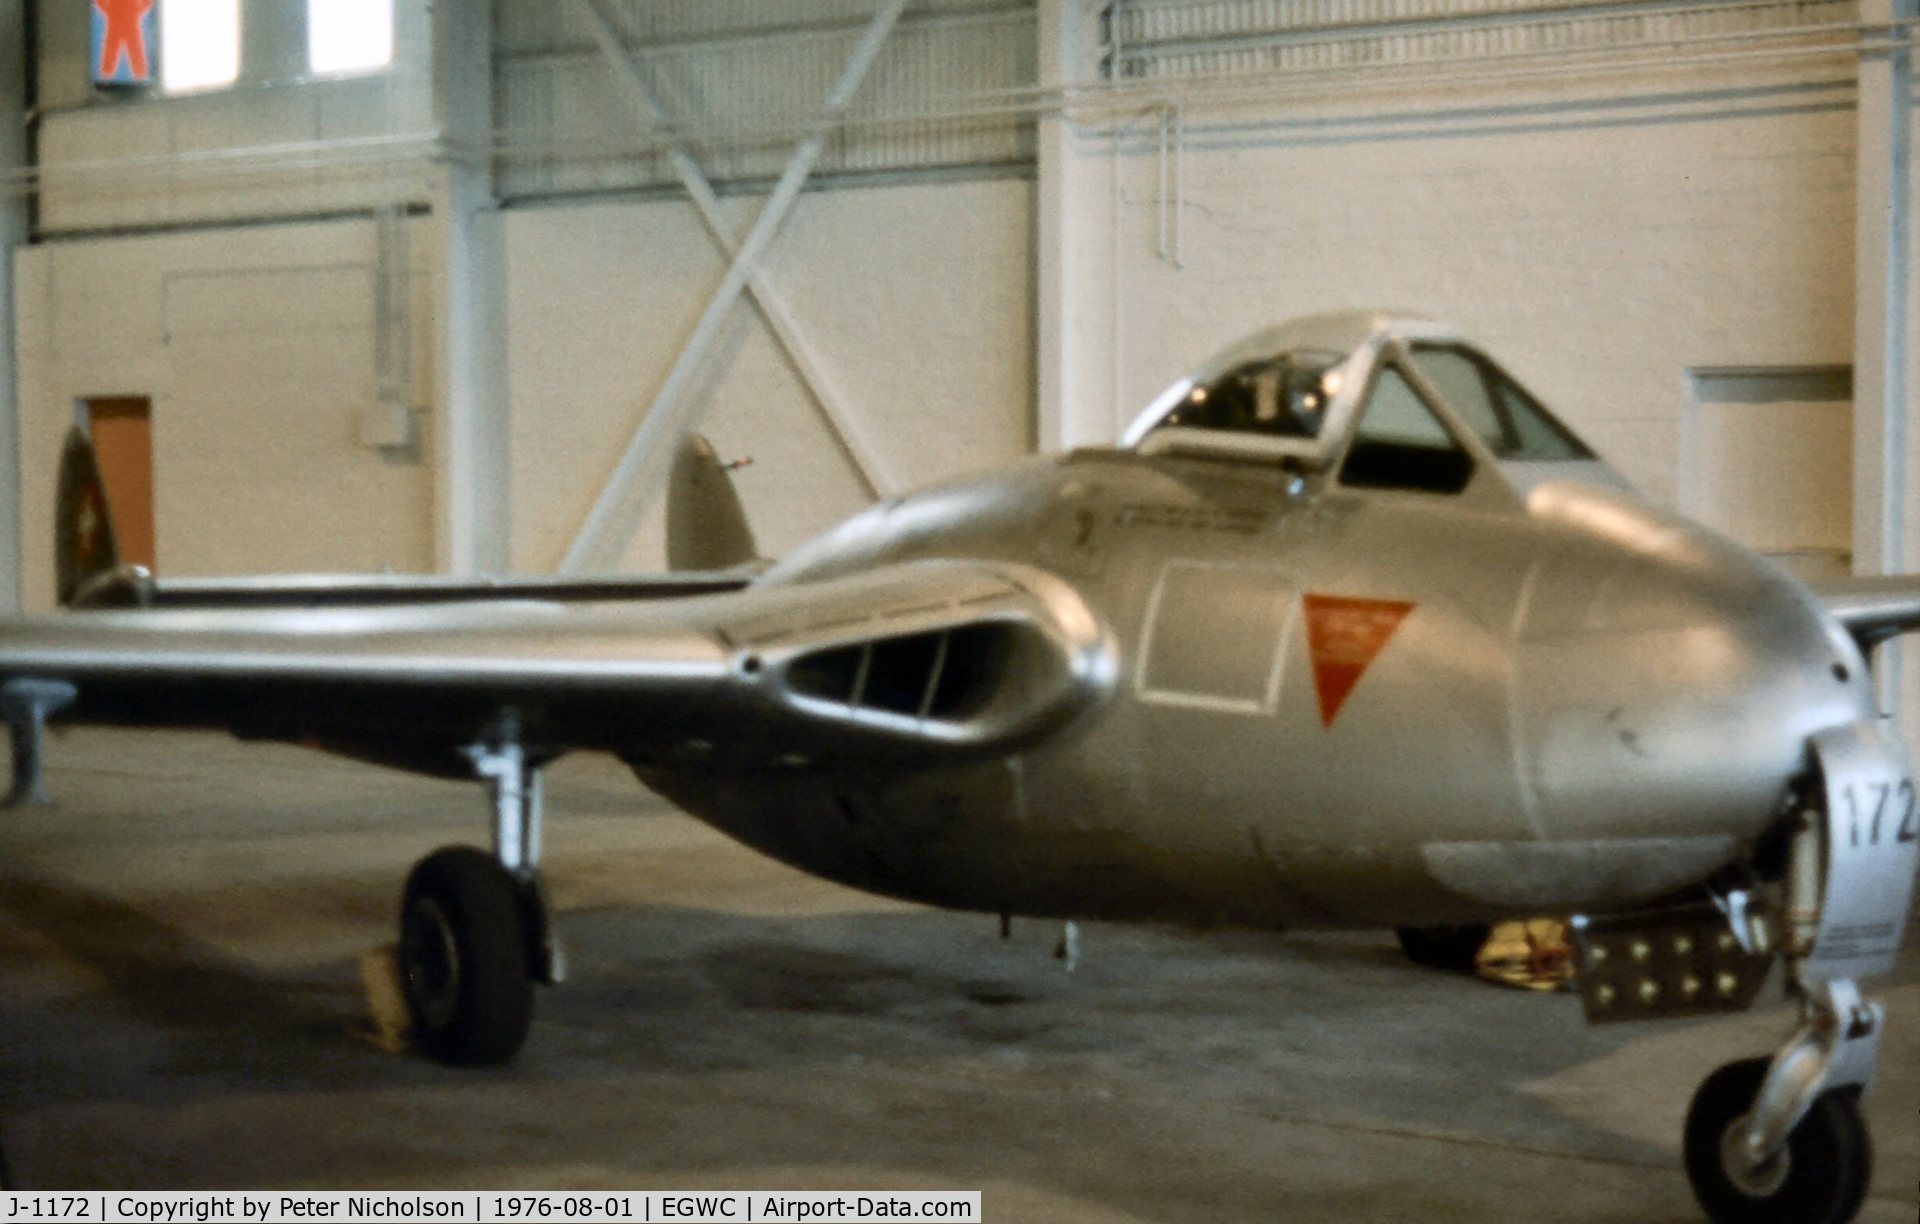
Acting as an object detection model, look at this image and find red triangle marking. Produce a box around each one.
[1303,594,1415,728]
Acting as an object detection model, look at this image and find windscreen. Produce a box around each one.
[1409,346,1593,461]
[1339,364,1475,494]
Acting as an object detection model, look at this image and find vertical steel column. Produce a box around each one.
[430,0,509,575]
[0,0,26,612]
[1854,2,1915,725]
[1036,0,1080,454]
[568,0,898,503]
[560,0,911,575]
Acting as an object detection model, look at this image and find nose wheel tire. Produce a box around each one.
[399,846,534,1067]
[1683,1057,1871,1224]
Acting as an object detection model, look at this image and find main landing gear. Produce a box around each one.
[1394,922,1490,973]
[397,722,562,1066]
[1574,722,1914,1224]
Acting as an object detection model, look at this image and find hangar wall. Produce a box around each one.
[11,217,437,609]
[1062,91,1854,506]
[492,0,1034,200]
[12,0,444,610]
[503,179,1034,573]
[30,0,435,232]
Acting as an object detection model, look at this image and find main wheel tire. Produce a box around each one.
[1394,923,1491,973]
[1683,1057,1872,1224]
[399,846,534,1067]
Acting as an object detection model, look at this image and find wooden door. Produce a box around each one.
[85,397,155,571]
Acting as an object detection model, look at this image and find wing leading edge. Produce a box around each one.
[89,570,753,609]
[0,560,1113,773]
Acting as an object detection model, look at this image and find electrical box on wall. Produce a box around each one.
[357,401,417,452]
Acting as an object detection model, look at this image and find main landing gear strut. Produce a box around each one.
[397,718,562,1066]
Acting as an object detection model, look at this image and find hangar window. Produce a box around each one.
[309,0,395,77]
[160,0,242,94]
[1339,365,1474,495]
[1409,346,1592,462]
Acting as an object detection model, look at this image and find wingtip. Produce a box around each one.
[55,424,122,607]
[667,433,762,573]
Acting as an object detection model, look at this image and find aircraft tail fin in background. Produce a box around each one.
[1811,574,1920,656]
[667,434,761,573]
[55,425,147,609]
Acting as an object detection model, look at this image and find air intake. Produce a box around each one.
[784,623,1018,722]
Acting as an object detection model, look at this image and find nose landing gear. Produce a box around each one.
[396,720,562,1067]
[1575,721,1914,1224]
[1686,723,1914,1222]
[1682,983,1878,1224]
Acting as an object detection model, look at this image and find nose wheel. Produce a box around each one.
[1683,1056,1871,1224]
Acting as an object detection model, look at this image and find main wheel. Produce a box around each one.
[399,846,534,1067]
[1394,923,1490,973]
[1683,1057,1871,1224]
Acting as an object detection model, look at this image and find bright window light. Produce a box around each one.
[309,0,395,76]
[160,0,241,94]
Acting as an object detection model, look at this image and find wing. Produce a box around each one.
[92,570,752,609]
[0,560,1112,777]
[1810,575,1920,653]
[56,424,758,611]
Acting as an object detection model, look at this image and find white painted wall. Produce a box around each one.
[504,176,1035,572]
[31,0,435,233]
[1056,77,1860,507]
[494,0,1034,201]
[11,218,436,609]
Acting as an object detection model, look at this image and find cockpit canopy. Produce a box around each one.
[1122,313,1601,496]
[1147,346,1349,446]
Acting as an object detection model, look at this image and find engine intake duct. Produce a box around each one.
[784,623,1015,722]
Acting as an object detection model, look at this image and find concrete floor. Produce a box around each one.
[0,729,1914,1221]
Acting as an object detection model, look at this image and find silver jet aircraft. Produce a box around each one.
[2,313,1917,1223]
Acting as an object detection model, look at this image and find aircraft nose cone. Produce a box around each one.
[1515,483,1872,846]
